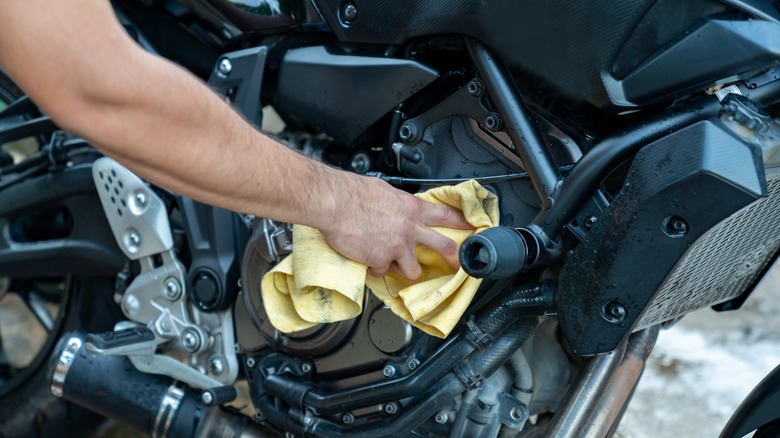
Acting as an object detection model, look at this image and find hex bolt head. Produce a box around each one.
[384,402,398,415]
[181,329,202,353]
[584,216,597,229]
[467,79,484,97]
[664,215,689,238]
[301,363,313,373]
[671,217,689,234]
[399,124,416,141]
[341,3,357,23]
[342,412,355,424]
[382,364,396,378]
[126,231,141,247]
[350,153,371,174]
[602,301,627,324]
[218,58,233,76]
[484,114,501,131]
[163,277,182,301]
[246,357,256,368]
[435,411,448,424]
[407,359,419,371]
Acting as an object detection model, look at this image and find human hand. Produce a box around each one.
[318,175,473,280]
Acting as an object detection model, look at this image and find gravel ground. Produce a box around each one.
[616,264,780,437]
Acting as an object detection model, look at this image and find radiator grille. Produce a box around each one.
[637,173,780,328]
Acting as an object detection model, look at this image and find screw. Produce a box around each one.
[126,231,141,247]
[342,412,355,424]
[181,329,202,353]
[584,216,597,229]
[218,58,233,76]
[407,359,419,371]
[201,391,214,405]
[484,114,501,131]
[467,79,484,97]
[305,417,314,426]
[163,277,182,301]
[435,412,448,424]
[341,3,357,23]
[246,357,256,368]
[384,402,398,415]
[234,343,241,353]
[134,192,147,208]
[209,358,225,375]
[382,364,396,378]
[301,363,312,373]
[350,153,371,174]
[285,433,295,438]
[399,124,416,141]
[671,217,688,234]
[603,302,627,323]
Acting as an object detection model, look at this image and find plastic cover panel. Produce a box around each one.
[637,174,780,328]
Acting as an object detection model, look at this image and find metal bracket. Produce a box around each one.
[399,78,501,145]
[497,392,529,431]
[91,158,239,386]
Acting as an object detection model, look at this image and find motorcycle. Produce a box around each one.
[2,0,780,436]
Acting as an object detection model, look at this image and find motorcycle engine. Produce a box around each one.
[234,112,581,434]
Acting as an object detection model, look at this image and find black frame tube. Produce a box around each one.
[533,79,780,240]
[467,40,560,201]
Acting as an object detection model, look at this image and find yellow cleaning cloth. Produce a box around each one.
[260,180,500,338]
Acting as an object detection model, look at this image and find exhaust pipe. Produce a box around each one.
[49,333,265,437]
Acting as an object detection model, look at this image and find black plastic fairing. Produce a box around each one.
[721,363,780,437]
[557,119,766,355]
[275,46,438,145]
[312,0,780,111]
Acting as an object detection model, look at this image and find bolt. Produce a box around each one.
[201,391,214,405]
[301,363,313,373]
[305,417,314,426]
[435,411,448,424]
[126,231,141,247]
[123,294,140,317]
[246,357,256,368]
[218,58,233,76]
[671,217,688,234]
[341,3,357,23]
[134,192,147,208]
[603,302,627,323]
[234,343,241,353]
[382,364,396,378]
[163,277,182,301]
[384,402,398,415]
[584,216,597,229]
[467,79,484,97]
[398,124,415,141]
[181,329,202,353]
[484,114,501,131]
[67,338,82,351]
[350,153,371,174]
[210,358,225,375]
[342,412,355,425]
[285,433,295,438]
[407,359,419,371]
[160,320,171,332]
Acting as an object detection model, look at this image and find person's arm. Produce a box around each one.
[0,0,471,279]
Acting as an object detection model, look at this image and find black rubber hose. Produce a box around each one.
[263,282,555,415]
[473,281,556,334]
[264,334,476,414]
[305,318,540,438]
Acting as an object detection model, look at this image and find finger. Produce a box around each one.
[368,264,389,278]
[395,250,423,281]
[417,227,461,271]
[420,202,473,230]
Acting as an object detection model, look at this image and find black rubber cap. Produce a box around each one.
[459,226,528,279]
[192,270,220,309]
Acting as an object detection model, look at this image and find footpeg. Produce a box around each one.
[84,326,160,356]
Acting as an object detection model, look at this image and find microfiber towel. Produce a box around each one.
[260,180,500,338]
